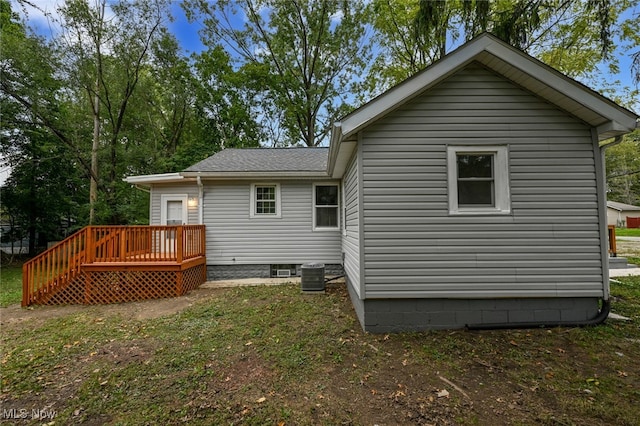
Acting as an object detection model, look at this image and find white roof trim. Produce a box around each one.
[338,33,637,142]
[123,172,185,185]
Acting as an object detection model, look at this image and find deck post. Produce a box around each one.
[119,228,127,261]
[176,226,184,263]
[86,226,95,264]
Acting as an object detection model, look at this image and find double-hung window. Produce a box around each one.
[250,183,281,218]
[447,146,510,214]
[313,184,339,230]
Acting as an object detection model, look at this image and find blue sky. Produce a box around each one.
[9,0,640,111]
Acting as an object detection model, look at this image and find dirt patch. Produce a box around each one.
[618,239,640,258]
[0,286,227,330]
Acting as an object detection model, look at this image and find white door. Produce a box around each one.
[166,200,184,225]
[160,195,188,225]
[160,195,188,255]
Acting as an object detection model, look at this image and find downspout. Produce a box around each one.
[197,175,203,225]
[469,135,624,330]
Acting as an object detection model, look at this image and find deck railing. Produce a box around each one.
[22,228,89,307]
[22,225,206,306]
[87,225,206,263]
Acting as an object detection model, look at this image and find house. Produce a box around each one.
[126,34,638,331]
[607,201,640,228]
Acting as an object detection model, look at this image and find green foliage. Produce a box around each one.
[184,0,372,146]
[366,0,637,97]
[606,132,640,206]
[1,0,262,229]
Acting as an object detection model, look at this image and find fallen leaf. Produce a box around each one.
[586,378,600,386]
[245,341,253,346]
[509,340,519,346]
[437,389,449,398]
[256,397,266,403]
[617,370,628,377]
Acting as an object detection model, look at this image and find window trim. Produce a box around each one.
[313,183,340,231]
[250,183,281,218]
[447,145,511,215]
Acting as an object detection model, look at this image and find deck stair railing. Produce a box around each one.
[22,225,206,306]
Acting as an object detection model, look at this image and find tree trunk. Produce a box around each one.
[89,77,100,225]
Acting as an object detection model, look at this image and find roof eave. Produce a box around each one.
[337,33,638,142]
[180,171,330,179]
[123,172,188,185]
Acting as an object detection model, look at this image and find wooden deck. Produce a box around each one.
[22,225,206,306]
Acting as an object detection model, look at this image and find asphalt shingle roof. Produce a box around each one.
[607,201,640,211]
[185,148,328,173]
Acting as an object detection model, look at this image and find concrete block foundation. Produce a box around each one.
[345,277,600,332]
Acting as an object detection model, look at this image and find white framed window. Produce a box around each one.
[250,183,281,218]
[447,146,510,215]
[313,183,339,231]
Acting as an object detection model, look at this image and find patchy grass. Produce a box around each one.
[616,228,640,237]
[2,278,640,425]
[0,263,22,307]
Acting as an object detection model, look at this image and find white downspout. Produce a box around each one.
[197,175,204,225]
[599,135,624,302]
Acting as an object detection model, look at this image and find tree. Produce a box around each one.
[606,133,640,206]
[183,0,372,146]
[1,0,89,253]
[57,0,169,223]
[367,0,637,94]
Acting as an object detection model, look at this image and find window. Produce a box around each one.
[313,183,339,230]
[250,184,281,218]
[447,146,510,214]
[160,194,187,225]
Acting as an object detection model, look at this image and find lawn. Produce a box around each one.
[1,277,639,425]
[616,227,640,237]
[0,263,22,307]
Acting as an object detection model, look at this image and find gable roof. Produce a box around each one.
[607,201,640,212]
[328,32,638,178]
[181,147,329,178]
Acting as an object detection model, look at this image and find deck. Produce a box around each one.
[22,225,206,306]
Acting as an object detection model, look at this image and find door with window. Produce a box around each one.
[160,195,188,254]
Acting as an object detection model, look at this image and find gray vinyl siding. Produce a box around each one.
[360,63,603,299]
[342,153,361,297]
[204,180,341,265]
[150,184,199,225]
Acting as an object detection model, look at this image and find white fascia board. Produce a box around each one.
[338,33,637,141]
[330,140,357,179]
[327,122,343,177]
[481,43,638,138]
[123,172,185,185]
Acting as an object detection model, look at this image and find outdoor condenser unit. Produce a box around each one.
[301,263,325,292]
